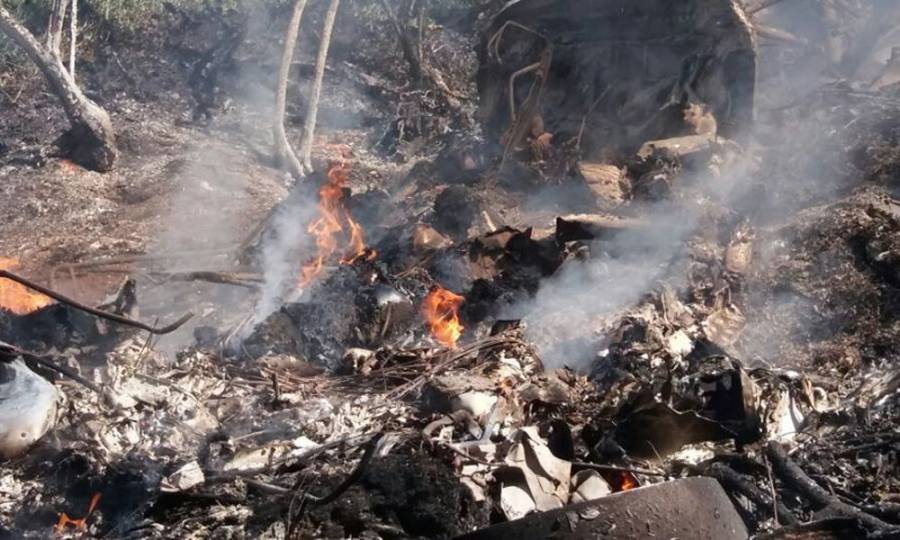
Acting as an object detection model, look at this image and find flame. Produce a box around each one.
[54,493,101,535]
[0,258,53,315]
[618,472,638,491]
[298,161,372,288]
[422,286,464,348]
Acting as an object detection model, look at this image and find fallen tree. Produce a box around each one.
[0,4,116,172]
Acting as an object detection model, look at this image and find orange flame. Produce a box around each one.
[0,258,53,315]
[298,161,371,288]
[422,287,464,348]
[619,472,638,491]
[54,493,101,535]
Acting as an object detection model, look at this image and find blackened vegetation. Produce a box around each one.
[245,263,420,369]
[325,454,486,538]
[188,23,245,122]
[477,0,756,154]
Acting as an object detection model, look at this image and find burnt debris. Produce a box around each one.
[3,1,900,539]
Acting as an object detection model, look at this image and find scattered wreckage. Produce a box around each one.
[3,1,900,539]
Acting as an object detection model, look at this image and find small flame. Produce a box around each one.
[54,493,101,535]
[422,286,464,348]
[299,161,372,288]
[0,258,53,315]
[619,472,638,491]
[59,159,79,173]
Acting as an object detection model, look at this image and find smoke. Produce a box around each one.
[251,183,319,324]
[143,1,392,349]
[499,1,900,372]
[140,142,268,355]
[502,198,704,371]
[139,4,293,354]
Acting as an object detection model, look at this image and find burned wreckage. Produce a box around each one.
[3,0,900,538]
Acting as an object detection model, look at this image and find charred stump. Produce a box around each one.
[0,5,117,172]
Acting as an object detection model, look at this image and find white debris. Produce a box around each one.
[569,470,612,503]
[0,360,59,459]
[504,427,572,512]
[160,461,205,493]
[452,390,498,419]
[665,330,694,357]
[500,484,536,520]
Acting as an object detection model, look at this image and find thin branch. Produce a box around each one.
[145,270,263,290]
[305,432,385,506]
[386,335,529,400]
[0,269,193,334]
[765,455,781,527]
[748,0,791,15]
[0,340,101,393]
[572,461,668,477]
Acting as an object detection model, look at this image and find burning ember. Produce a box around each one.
[422,286,464,348]
[54,493,101,535]
[299,161,371,288]
[0,257,53,315]
[618,472,638,491]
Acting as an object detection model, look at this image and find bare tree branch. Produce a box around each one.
[274,0,310,179]
[0,268,192,335]
[299,0,341,172]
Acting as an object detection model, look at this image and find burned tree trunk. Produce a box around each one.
[0,5,116,172]
[299,0,341,172]
[273,0,309,179]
